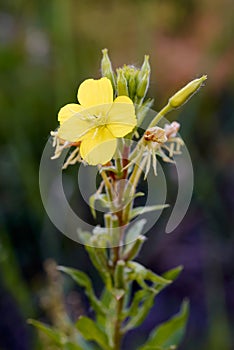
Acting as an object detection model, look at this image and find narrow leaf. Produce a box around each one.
[130,204,169,220]
[162,265,183,282]
[76,316,109,350]
[28,319,62,345]
[123,291,155,332]
[58,266,106,315]
[138,300,189,350]
[64,342,83,350]
[125,219,147,243]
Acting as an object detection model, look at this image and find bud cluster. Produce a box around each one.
[101,49,151,105]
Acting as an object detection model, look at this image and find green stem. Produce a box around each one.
[113,295,124,350]
[148,102,171,128]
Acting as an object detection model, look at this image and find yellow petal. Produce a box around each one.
[58,115,95,142]
[77,77,113,107]
[107,96,137,137]
[58,103,84,125]
[80,126,117,165]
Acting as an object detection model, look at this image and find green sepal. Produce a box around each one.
[138,300,189,350]
[76,316,110,350]
[58,266,107,315]
[130,204,169,220]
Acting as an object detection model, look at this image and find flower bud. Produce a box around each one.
[168,75,207,109]
[101,48,116,88]
[117,68,129,96]
[136,70,150,100]
[137,55,150,84]
[144,126,167,143]
[128,74,136,100]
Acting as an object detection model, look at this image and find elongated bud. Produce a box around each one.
[101,48,116,88]
[138,55,150,83]
[144,126,167,143]
[117,68,129,96]
[123,236,146,261]
[136,70,150,100]
[128,73,137,100]
[169,75,207,109]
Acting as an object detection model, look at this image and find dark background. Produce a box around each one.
[0,0,233,349]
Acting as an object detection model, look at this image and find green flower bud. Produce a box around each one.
[128,73,137,100]
[117,68,129,96]
[136,70,150,100]
[137,55,150,84]
[169,75,207,109]
[101,48,116,89]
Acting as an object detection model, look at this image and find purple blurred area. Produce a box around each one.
[0,0,233,349]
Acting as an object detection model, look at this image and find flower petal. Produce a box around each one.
[80,127,117,165]
[58,104,84,125]
[77,77,113,107]
[107,96,137,137]
[58,115,95,142]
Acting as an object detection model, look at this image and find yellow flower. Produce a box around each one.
[57,77,136,165]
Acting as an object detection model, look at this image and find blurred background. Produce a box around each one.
[0,0,233,349]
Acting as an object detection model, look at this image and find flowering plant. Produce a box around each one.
[30,49,206,349]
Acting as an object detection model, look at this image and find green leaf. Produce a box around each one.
[130,204,169,220]
[89,193,109,219]
[85,245,112,289]
[28,319,62,345]
[76,316,109,350]
[162,266,183,282]
[58,266,107,315]
[125,219,147,243]
[127,262,171,291]
[77,229,92,245]
[123,290,155,332]
[138,300,189,350]
[64,342,83,350]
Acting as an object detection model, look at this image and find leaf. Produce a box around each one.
[127,262,171,291]
[85,245,112,289]
[122,290,155,332]
[58,266,107,315]
[138,300,189,350]
[64,342,83,350]
[130,204,169,220]
[162,266,183,282]
[125,219,147,243]
[89,193,109,219]
[28,319,62,345]
[77,229,92,245]
[76,316,109,350]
